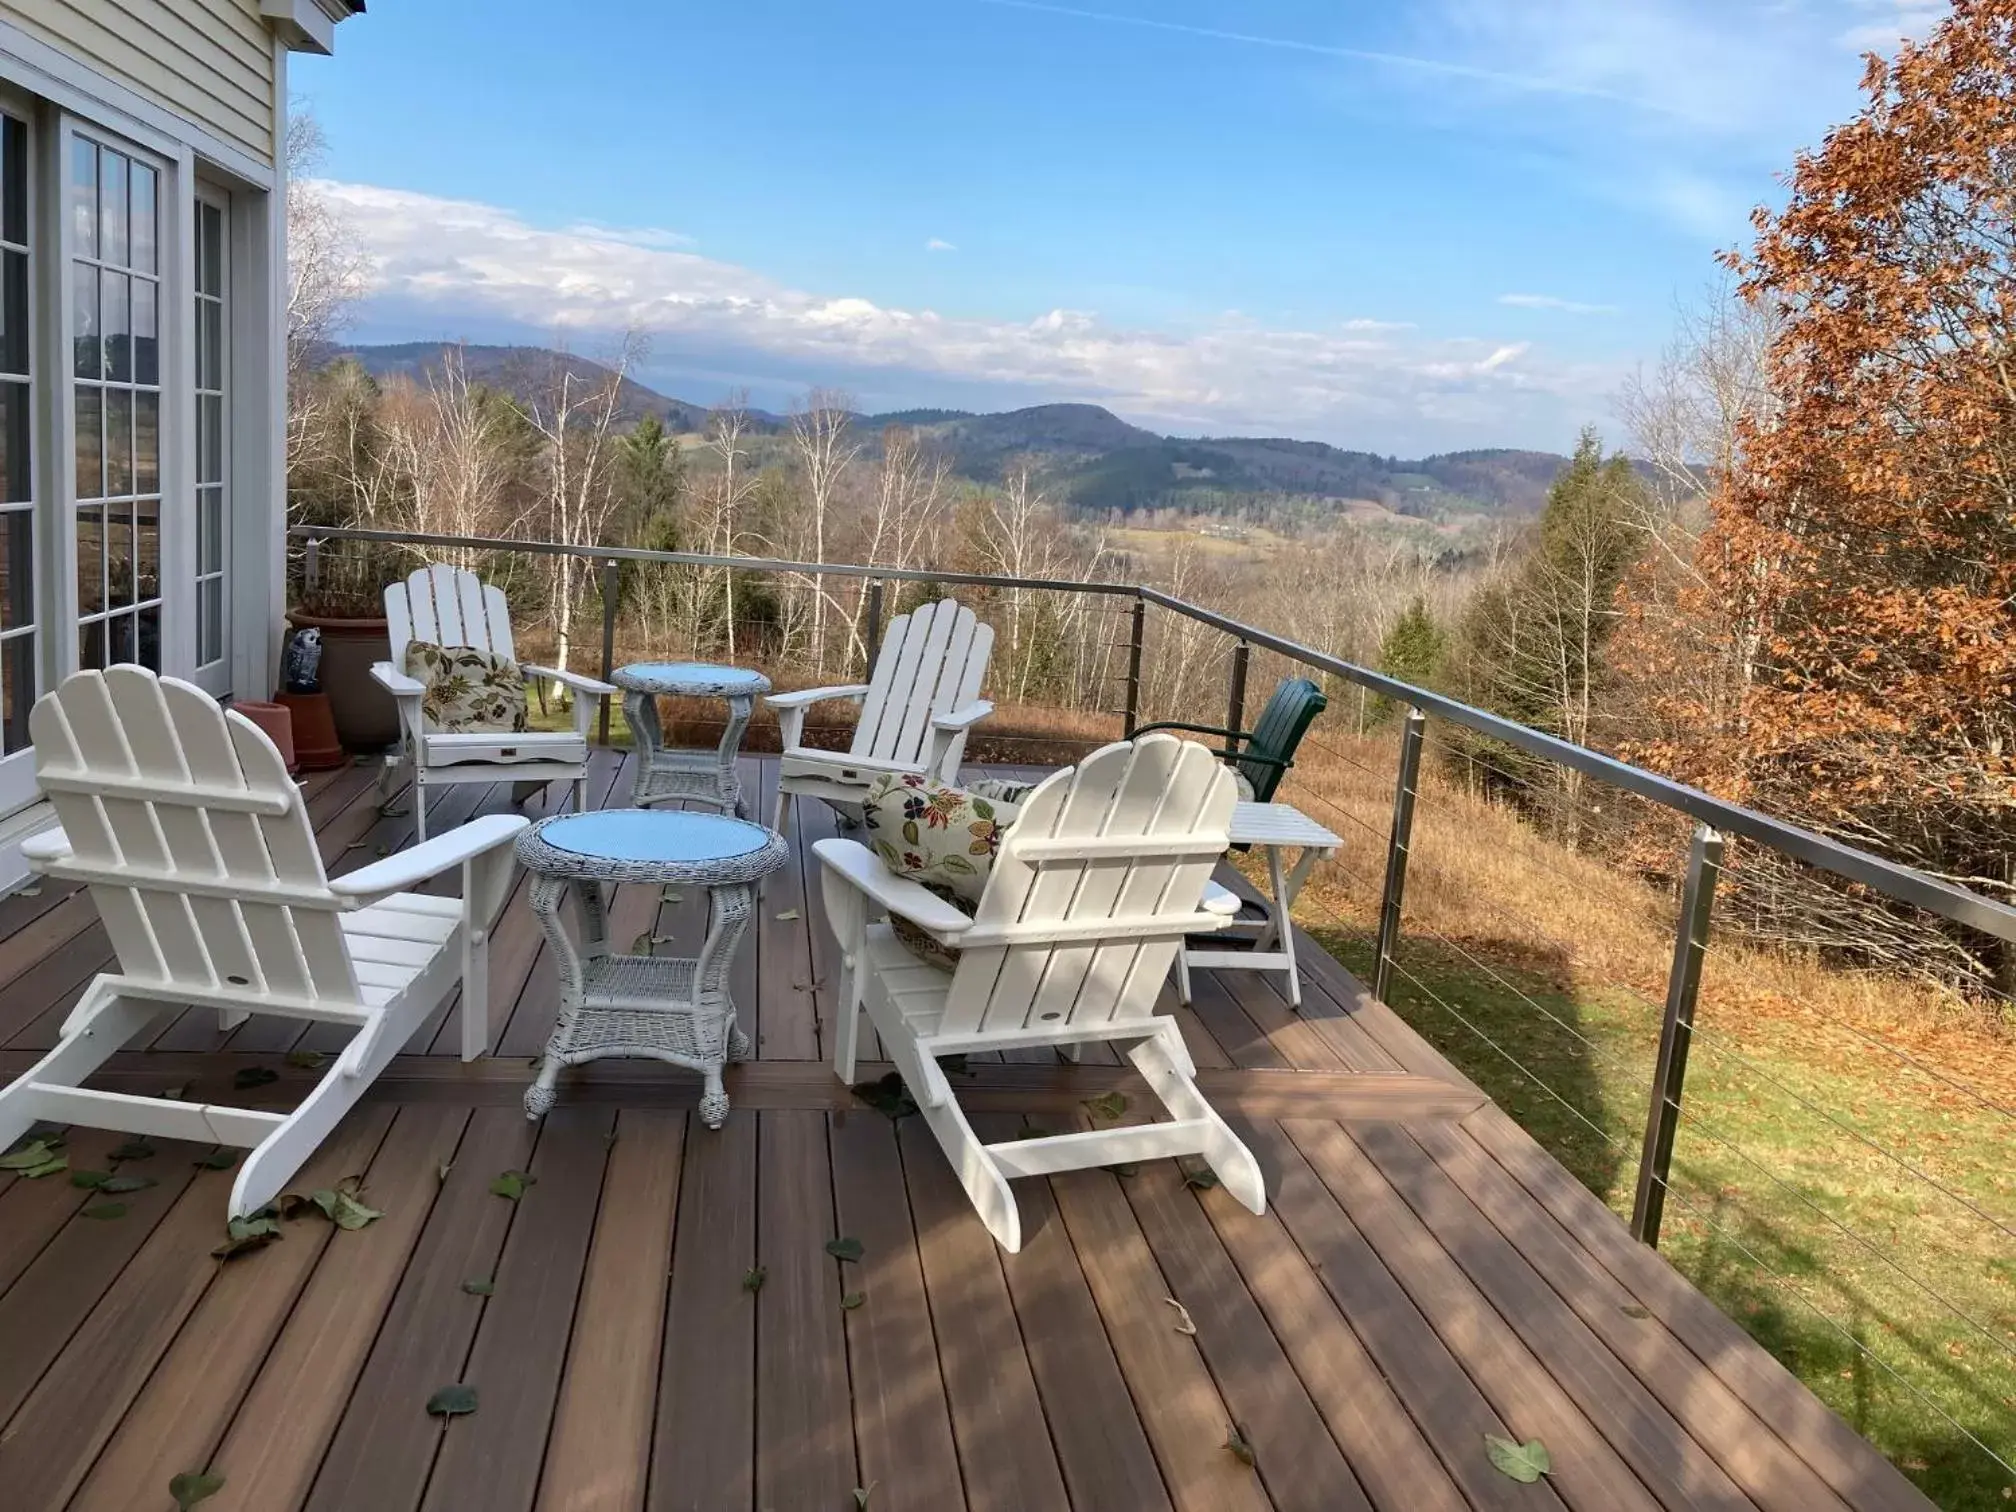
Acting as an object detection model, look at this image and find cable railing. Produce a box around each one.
[292,521,2016,1496]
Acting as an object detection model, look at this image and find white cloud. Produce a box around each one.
[323,180,1613,451]
[1342,317,1416,332]
[559,221,694,250]
[1498,293,1618,315]
[925,237,957,252]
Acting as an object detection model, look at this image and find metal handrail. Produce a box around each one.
[289,522,2016,947]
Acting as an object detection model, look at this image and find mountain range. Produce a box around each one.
[334,342,1575,520]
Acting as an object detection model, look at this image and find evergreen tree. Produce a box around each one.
[1373,595,1446,720]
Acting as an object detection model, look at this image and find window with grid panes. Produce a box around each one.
[69,133,161,671]
[195,196,226,671]
[0,112,31,753]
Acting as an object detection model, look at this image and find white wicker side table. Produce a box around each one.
[614,661,772,818]
[517,809,790,1127]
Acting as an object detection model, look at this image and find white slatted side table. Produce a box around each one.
[1178,800,1340,1009]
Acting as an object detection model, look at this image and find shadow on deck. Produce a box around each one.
[0,752,1929,1511]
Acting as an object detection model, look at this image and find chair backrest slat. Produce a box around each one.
[387,564,518,670]
[30,668,359,1004]
[850,599,991,769]
[941,735,1234,1038]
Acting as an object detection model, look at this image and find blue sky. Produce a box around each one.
[293,0,1942,454]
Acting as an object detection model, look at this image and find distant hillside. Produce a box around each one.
[335,342,1584,520]
[332,342,751,433]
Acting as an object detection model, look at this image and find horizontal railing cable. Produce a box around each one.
[1645,1175,2016,1480]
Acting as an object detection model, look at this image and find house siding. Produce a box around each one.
[0,0,275,163]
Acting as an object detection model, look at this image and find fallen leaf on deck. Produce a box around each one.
[15,884,38,897]
[853,1486,876,1509]
[286,1049,328,1070]
[490,1170,535,1201]
[1082,1090,1130,1121]
[103,1174,158,1194]
[110,1139,157,1161]
[775,908,800,921]
[169,1470,225,1509]
[849,1072,917,1121]
[825,1236,864,1262]
[71,1169,112,1189]
[461,1278,496,1296]
[1182,1164,1220,1191]
[840,1291,866,1310]
[1224,1422,1256,1467]
[1485,1435,1552,1483]
[437,1161,454,1184]
[426,1384,478,1419]
[212,1213,282,1260]
[0,1138,60,1171]
[742,1265,767,1293]
[1620,1302,1651,1319]
[312,1185,384,1230]
[233,1066,280,1090]
[82,1201,127,1220]
[194,1150,240,1170]
[22,1156,67,1179]
[1110,1163,1140,1177]
[631,930,654,956]
[1164,1297,1198,1336]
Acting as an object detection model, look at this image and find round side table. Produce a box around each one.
[613,661,772,818]
[517,809,789,1127]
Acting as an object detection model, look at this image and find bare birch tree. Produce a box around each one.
[788,388,860,675]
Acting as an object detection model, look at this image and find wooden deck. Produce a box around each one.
[0,751,1931,1512]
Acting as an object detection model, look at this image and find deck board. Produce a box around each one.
[0,753,1932,1512]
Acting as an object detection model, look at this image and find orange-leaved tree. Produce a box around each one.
[1642,1,2016,980]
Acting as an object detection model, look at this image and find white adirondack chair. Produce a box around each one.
[372,564,618,840]
[768,597,994,832]
[0,667,526,1218]
[814,733,1265,1251]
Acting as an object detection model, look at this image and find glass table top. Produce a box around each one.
[615,662,771,692]
[537,810,774,863]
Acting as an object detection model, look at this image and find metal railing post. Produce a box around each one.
[862,580,885,674]
[597,558,620,746]
[1226,639,1251,737]
[1631,823,1725,1248]
[1122,597,1145,737]
[1373,708,1426,1003]
[303,536,321,596]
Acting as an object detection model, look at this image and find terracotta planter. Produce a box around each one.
[235,699,297,774]
[274,691,346,771]
[286,610,398,751]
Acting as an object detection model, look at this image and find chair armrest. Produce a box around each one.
[767,683,871,711]
[20,827,70,865]
[1132,719,1249,745]
[329,813,529,902]
[520,664,618,699]
[1201,881,1241,917]
[812,838,973,939]
[370,662,426,699]
[931,699,993,732]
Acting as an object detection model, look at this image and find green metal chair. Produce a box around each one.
[1135,676,1327,805]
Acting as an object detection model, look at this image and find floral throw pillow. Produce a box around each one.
[861,772,1022,970]
[407,641,529,735]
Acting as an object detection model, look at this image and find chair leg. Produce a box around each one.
[1175,948,1195,1005]
[834,972,862,1084]
[414,781,430,842]
[771,785,789,836]
[573,774,590,815]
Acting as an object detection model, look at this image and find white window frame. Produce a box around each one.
[56,116,185,683]
[0,82,40,820]
[193,182,231,694]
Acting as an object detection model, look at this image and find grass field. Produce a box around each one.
[1271,718,2016,1510]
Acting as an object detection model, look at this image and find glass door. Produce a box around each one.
[194,190,228,692]
[0,107,37,818]
[67,129,162,673]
